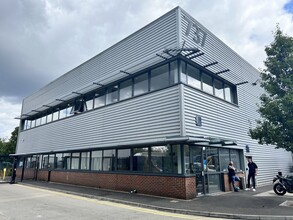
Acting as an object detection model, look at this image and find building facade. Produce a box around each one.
[15,7,293,199]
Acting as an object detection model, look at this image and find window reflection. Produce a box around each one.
[106,85,119,104]
[117,149,131,171]
[202,73,213,94]
[133,147,149,172]
[134,72,148,96]
[214,79,224,99]
[120,79,132,100]
[187,64,201,89]
[150,146,172,173]
[94,90,106,108]
[170,61,178,84]
[81,152,90,170]
[224,84,232,102]
[71,153,80,170]
[150,64,169,91]
[91,151,102,171]
[103,150,116,171]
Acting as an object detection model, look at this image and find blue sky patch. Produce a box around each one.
[284,0,293,13]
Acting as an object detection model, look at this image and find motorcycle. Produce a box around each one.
[273,171,293,195]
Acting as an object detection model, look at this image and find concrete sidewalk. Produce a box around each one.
[15,180,293,220]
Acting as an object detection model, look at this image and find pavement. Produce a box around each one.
[10,180,293,220]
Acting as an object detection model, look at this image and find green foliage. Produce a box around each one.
[249,26,293,152]
[0,127,18,155]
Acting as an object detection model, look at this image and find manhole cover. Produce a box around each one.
[279,200,293,207]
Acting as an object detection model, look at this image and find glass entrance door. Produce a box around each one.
[190,146,221,195]
[190,146,205,195]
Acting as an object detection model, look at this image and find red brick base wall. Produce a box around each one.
[16,168,197,199]
[16,168,35,180]
[50,171,196,199]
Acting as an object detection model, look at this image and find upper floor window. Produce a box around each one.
[94,90,106,108]
[134,72,148,96]
[150,64,169,91]
[187,64,201,89]
[202,72,213,94]
[106,85,119,105]
[119,79,132,101]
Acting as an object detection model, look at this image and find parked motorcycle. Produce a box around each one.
[273,172,293,195]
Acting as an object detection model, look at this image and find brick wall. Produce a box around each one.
[16,168,35,180]
[50,171,196,199]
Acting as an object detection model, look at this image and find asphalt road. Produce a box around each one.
[0,184,224,220]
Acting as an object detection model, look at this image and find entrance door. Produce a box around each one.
[190,146,205,195]
[190,146,221,195]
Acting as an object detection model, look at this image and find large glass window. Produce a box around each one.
[48,154,55,169]
[66,103,74,117]
[81,152,90,170]
[150,64,169,91]
[40,115,47,125]
[35,118,41,127]
[42,155,49,169]
[59,108,67,119]
[133,147,149,172]
[206,147,219,172]
[52,109,59,121]
[230,149,241,171]
[117,149,131,171]
[91,151,102,171]
[31,120,36,128]
[85,97,94,111]
[47,112,52,123]
[173,145,182,174]
[214,79,224,99]
[71,153,80,170]
[94,90,106,108]
[219,148,230,172]
[224,84,232,102]
[180,61,187,84]
[202,73,213,94]
[150,146,172,173]
[106,85,119,105]
[56,153,64,169]
[187,64,201,89]
[63,153,71,170]
[119,79,132,101]
[134,73,148,96]
[170,61,178,84]
[103,150,116,171]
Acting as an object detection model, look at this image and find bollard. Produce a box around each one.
[3,168,6,181]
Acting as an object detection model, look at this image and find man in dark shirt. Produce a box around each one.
[245,158,258,191]
[228,161,240,192]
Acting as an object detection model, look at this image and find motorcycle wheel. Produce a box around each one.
[273,183,286,195]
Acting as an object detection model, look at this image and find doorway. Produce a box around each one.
[190,146,221,195]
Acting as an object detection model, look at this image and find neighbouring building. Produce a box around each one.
[14,7,293,199]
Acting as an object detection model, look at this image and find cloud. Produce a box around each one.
[0,97,21,140]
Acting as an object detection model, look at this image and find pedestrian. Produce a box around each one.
[228,161,240,192]
[245,158,258,191]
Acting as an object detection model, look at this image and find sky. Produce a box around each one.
[1,0,293,140]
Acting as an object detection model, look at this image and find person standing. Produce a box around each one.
[246,158,258,191]
[228,161,240,192]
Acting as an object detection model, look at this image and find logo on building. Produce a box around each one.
[183,15,207,47]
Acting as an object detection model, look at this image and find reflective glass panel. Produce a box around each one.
[94,90,106,108]
[63,153,71,170]
[180,61,187,84]
[86,98,94,111]
[91,151,102,171]
[56,153,64,169]
[134,73,148,96]
[71,153,80,170]
[106,85,119,104]
[52,110,59,121]
[230,149,241,171]
[35,118,41,127]
[150,146,172,173]
[133,147,149,172]
[219,148,230,172]
[119,79,132,100]
[206,147,219,172]
[202,73,213,94]
[224,84,232,102]
[48,154,55,169]
[170,61,178,84]
[81,152,90,170]
[103,149,116,171]
[31,120,36,128]
[117,149,130,171]
[214,79,224,99]
[41,116,47,125]
[173,145,182,174]
[47,113,52,123]
[187,64,201,89]
[59,108,67,119]
[150,64,169,91]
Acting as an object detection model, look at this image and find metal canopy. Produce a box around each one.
[160,45,249,87]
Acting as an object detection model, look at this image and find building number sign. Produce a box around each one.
[184,16,207,47]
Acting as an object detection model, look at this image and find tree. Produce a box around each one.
[0,127,18,155]
[249,26,293,152]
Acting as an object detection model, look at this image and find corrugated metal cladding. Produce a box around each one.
[17,86,181,154]
[21,8,179,114]
[179,8,292,184]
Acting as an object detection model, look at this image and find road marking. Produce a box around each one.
[254,190,293,197]
[16,184,223,220]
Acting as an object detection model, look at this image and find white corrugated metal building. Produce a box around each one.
[15,7,292,199]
